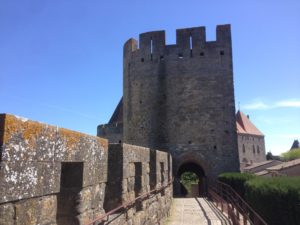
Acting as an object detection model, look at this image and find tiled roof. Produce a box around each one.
[108,98,123,124]
[236,110,264,136]
[244,160,278,170]
[267,158,300,171]
[255,170,270,176]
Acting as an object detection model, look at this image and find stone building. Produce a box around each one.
[98,24,240,195]
[236,110,266,170]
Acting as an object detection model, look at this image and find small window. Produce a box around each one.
[141,58,144,62]
[257,146,260,154]
[178,53,183,59]
[134,162,143,211]
[160,55,164,61]
[220,50,224,55]
[242,144,245,153]
[253,145,255,154]
[200,52,204,56]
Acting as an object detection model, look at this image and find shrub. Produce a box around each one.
[180,172,199,196]
[218,172,255,198]
[245,177,300,225]
[281,148,300,161]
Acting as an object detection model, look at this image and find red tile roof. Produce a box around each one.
[236,110,264,136]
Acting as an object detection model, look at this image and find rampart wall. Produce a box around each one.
[0,114,172,225]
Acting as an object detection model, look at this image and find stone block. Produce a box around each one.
[15,195,56,225]
[0,161,60,203]
[0,114,57,162]
[77,186,92,213]
[91,183,105,209]
[0,203,14,225]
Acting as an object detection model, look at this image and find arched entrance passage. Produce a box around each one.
[175,162,207,197]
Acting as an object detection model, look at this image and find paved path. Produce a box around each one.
[165,198,231,225]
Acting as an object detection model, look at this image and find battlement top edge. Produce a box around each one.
[124,24,231,53]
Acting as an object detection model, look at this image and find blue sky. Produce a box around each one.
[0,0,299,155]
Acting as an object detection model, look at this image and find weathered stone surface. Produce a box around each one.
[0,114,57,162]
[0,114,109,225]
[0,161,60,203]
[0,203,14,225]
[104,143,172,225]
[15,195,57,225]
[0,114,108,205]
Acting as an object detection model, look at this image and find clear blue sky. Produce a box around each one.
[1,0,299,155]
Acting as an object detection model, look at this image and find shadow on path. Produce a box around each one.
[166,197,231,225]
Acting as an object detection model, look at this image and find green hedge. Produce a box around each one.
[218,172,255,198]
[245,177,300,225]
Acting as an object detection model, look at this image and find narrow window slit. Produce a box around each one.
[189,32,193,57]
[178,53,183,59]
[200,52,204,56]
[141,58,144,62]
[160,55,164,61]
[150,37,153,61]
[220,50,224,55]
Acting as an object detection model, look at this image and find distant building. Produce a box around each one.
[290,139,299,150]
[236,111,266,170]
[243,160,282,174]
[244,159,300,177]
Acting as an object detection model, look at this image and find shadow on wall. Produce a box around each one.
[57,162,84,225]
[104,144,123,212]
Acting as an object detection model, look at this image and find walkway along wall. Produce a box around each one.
[0,114,172,225]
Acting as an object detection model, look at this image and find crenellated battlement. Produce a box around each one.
[124,24,231,58]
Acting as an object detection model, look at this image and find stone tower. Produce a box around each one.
[99,25,240,193]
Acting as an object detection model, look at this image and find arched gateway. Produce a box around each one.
[175,162,207,197]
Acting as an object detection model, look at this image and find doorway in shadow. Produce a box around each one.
[57,162,84,225]
[176,162,206,197]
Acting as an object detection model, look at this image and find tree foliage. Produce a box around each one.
[281,148,300,161]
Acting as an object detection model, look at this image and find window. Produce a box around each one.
[257,146,260,154]
[134,162,143,211]
[242,144,245,153]
[253,145,255,154]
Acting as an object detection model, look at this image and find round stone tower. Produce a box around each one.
[123,25,239,193]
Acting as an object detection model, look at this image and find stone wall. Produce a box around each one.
[238,134,266,169]
[0,114,108,225]
[104,143,172,225]
[97,122,123,144]
[0,114,172,225]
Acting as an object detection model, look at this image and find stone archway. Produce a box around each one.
[174,162,207,197]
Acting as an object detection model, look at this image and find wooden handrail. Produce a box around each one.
[85,178,174,225]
